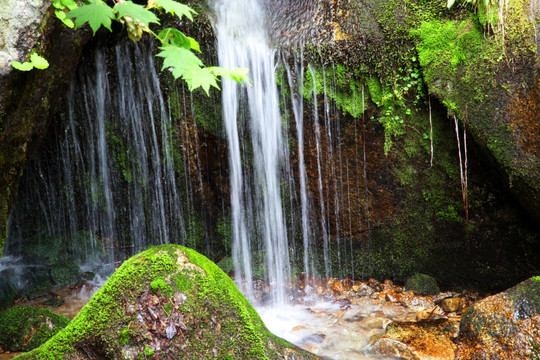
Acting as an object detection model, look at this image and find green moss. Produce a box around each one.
[150,277,175,298]
[216,256,234,274]
[405,273,440,295]
[16,245,315,360]
[144,345,154,356]
[49,261,80,286]
[0,306,70,352]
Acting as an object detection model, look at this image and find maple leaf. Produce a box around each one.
[158,28,191,49]
[156,0,196,21]
[157,45,203,80]
[67,1,115,35]
[185,67,220,95]
[115,1,160,28]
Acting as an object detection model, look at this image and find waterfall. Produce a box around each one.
[5,41,186,281]
[213,0,291,303]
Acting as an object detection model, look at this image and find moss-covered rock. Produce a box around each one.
[405,273,440,295]
[456,276,540,359]
[0,306,70,352]
[16,244,318,360]
[413,0,540,223]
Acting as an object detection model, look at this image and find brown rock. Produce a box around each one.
[440,297,466,313]
[354,282,374,296]
[368,278,382,292]
[342,278,353,291]
[373,319,457,360]
[331,281,343,295]
[386,292,403,303]
[372,338,420,360]
[456,277,540,360]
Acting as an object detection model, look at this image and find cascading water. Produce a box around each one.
[212,0,292,304]
[4,40,187,284]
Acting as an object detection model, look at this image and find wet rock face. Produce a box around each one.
[17,245,319,360]
[456,276,540,360]
[0,0,91,255]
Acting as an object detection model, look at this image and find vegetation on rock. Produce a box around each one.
[0,306,70,352]
[15,245,318,360]
[405,273,440,295]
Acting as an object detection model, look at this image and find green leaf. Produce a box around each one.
[184,67,219,95]
[158,28,190,49]
[55,10,67,20]
[11,61,34,71]
[61,0,77,10]
[447,0,457,8]
[156,0,196,21]
[30,53,49,69]
[187,36,201,53]
[157,45,203,80]
[209,66,250,85]
[68,2,115,35]
[115,1,160,28]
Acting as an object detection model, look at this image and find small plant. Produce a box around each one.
[11,52,49,71]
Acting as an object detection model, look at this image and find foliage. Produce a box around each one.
[12,0,248,96]
[0,306,70,352]
[52,0,77,28]
[11,53,49,71]
[66,0,248,95]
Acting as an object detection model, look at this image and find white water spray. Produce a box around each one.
[213,0,291,304]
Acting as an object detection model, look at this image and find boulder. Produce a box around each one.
[15,245,319,359]
[372,319,458,360]
[405,274,440,296]
[0,305,70,352]
[456,276,540,359]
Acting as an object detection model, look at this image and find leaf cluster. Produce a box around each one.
[11,53,49,71]
[66,0,249,94]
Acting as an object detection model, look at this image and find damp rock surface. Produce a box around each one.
[456,276,540,360]
[14,245,319,360]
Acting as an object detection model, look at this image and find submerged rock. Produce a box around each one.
[0,305,70,352]
[456,276,540,360]
[15,245,319,360]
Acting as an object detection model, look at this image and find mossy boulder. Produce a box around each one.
[405,273,440,295]
[456,276,540,359]
[0,306,70,352]
[16,244,319,360]
[49,261,80,286]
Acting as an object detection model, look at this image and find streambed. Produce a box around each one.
[1,277,472,360]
